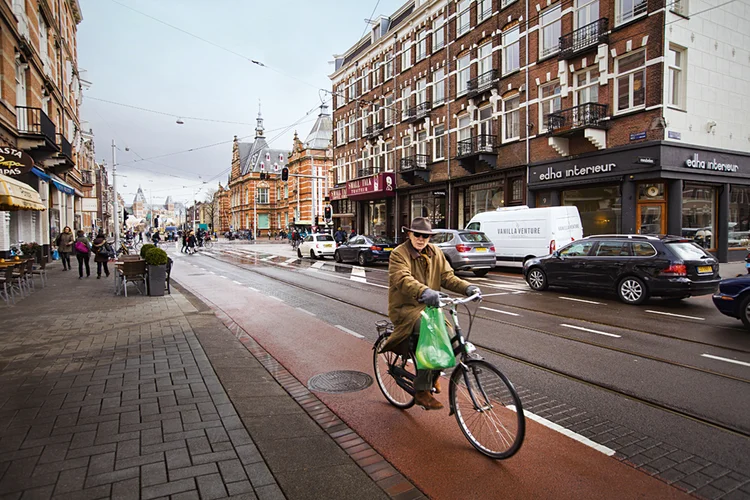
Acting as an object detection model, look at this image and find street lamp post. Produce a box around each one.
[111,140,119,251]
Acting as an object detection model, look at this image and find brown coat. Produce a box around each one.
[56,231,74,253]
[383,240,472,351]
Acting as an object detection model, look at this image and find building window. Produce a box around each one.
[457,114,471,143]
[401,86,411,120]
[335,84,344,108]
[38,11,48,65]
[258,187,269,205]
[562,185,622,235]
[348,79,357,102]
[433,68,445,106]
[539,81,561,132]
[411,192,446,228]
[361,67,370,93]
[433,16,445,51]
[433,124,445,160]
[616,0,647,25]
[511,179,524,202]
[478,42,493,77]
[503,95,520,142]
[416,131,428,157]
[503,25,520,74]
[729,186,750,249]
[372,144,382,172]
[478,105,493,136]
[501,0,517,7]
[372,61,381,87]
[671,0,687,15]
[384,51,394,80]
[402,136,412,161]
[539,4,562,58]
[478,0,492,23]
[668,45,686,109]
[683,183,716,250]
[416,30,427,61]
[576,0,600,28]
[457,0,471,37]
[384,94,394,125]
[457,53,470,95]
[384,141,394,171]
[616,50,646,113]
[416,78,427,106]
[574,68,599,104]
[336,121,345,146]
[401,40,412,71]
[348,115,356,140]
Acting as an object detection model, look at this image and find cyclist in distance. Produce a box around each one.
[383,217,480,410]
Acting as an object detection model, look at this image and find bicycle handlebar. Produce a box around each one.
[437,291,482,307]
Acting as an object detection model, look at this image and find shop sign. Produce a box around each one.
[433,191,446,196]
[346,172,395,199]
[82,198,98,212]
[0,147,34,177]
[685,153,740,173]
[536,162,616,182]
[329,187,347,201]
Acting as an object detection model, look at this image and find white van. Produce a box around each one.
[465,206,583,267]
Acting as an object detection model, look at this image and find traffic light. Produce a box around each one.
[324,205,332,223]
[281,167,289,182]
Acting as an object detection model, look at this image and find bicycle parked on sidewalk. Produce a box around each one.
[117,239,141,256]
[373,292,525,459]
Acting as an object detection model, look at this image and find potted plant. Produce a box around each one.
[139,243,155,259]
[20,242,42,263]
[144,247,169,296]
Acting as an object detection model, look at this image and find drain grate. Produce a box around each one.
[308,370,373,394]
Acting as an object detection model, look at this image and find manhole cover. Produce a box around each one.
[308,370,373,394]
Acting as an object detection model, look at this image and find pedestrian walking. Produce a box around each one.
[151,230,161,247]
[181,231,188,253]
[91,231,111,279]
[187,231,197,254]
[55,226,74,271]
[72,229,91,279]
[334,227,346,245]
[349,228,357,241]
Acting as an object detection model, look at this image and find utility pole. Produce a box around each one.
[111,140,119,252]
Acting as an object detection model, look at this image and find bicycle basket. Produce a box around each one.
[376,320,393,336]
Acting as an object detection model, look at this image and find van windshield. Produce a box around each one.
[466,222,481,231]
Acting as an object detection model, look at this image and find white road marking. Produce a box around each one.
[335,325,364,339]
[517,407,615,456]
[351,276,368,283]
[269,296,283,302]
[209,271,216,275]
[484,283,529,291]
[281,257,297,266]
[311,261,325,269]
[262,256,274,261]
[646,310,705,321]
[701,354,750,368]
[559,297,603,305]
[468,277,489,281]
[219,275,227,279]
[248,287,259,292]
[480,292,509,297]
[296,308,316,316]
[480,306,520,317]
[351,267,367,278]
[232,280,241,285]
[561,324,621,338]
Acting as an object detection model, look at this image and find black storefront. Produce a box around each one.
[528,142,750,263]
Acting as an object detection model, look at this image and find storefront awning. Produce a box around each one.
[51,176,76,195]
[0,173,46,211]
[31,167,50,181]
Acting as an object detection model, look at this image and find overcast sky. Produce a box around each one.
[78,0,404,207]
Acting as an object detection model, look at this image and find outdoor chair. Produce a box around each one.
[32,257,48,287]
[117,260,147,297]
[165,257,173,294]
[25,259,37,291]
[0,266,15,305]
[11,263,29,297]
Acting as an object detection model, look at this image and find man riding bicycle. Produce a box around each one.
[383,217,480,410]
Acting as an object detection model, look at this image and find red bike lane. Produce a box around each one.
[174,268,689,499]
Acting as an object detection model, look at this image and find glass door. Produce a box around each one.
[637,203,666,235]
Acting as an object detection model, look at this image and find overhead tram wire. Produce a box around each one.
[86,97,258,126]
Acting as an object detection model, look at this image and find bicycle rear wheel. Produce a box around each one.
[373,335,416,409]
[450,359,525,459]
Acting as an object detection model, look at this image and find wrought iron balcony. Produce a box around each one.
[467,70,499,97]
[404,102,431,123]
[456,135,497,158]
[16,106,56,144]
[356,167,380,178]
[559,19,609,59]
[400,154,430,172]
[57,134,72,159]
[364,122,384,139]
[546,103,608,134]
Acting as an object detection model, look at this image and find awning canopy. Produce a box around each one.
[51,176,75,195]
[0,173,46,211]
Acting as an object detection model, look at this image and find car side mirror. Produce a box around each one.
[553,250,561,258]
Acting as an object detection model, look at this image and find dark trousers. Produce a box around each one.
[60,251,71,270]
[76,254,90,277]
[411,318,442,392]
[97,261,109,277]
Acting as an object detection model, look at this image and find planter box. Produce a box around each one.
[147,264,166,296]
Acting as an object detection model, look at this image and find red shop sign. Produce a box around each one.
[346,172,395,200]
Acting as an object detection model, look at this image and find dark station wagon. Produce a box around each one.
[523,235,721,305]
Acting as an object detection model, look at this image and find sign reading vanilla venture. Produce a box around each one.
[536,162,616,182]
[0,147,34,177]
[346,172,395,200]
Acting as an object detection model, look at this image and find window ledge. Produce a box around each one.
[613,106,646,117]
[537,51,561,64]
[666,105,687,113]
[612,13,648,32]
[501,69,521,78]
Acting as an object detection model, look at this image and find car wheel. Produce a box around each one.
[310,250,317,260]
[740,294,750,330]
[473,269,490,277]
[618,276,648,305]
[526,267,548,291]
[297,248,302,258]
[334,250,342,263]
[357,252,368,266]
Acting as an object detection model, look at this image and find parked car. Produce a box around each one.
[334,235,394,265]
[522,234,720,305]
[430,229,496,277]
[712,274,750,330]
[298,233,336,259]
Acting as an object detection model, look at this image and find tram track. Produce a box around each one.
[190,249,750,439]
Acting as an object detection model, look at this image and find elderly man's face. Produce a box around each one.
[409,231,430,251]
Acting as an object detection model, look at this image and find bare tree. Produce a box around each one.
[203,189,218,230]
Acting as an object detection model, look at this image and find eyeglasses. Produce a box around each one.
[412,232,431,239]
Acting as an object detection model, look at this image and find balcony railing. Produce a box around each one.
[400,154,430,172]
[57,134,72,159]
[364,122,384,138]
[356,167,380,178]
[405,102,431,122]
[546,103,608,133]
[16,106,56,143]
[467,69,499,97]
[559,18,609,58]
[456,135,497,158]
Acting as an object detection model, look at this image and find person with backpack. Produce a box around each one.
[55,226,74,271]
[91,231,111,279]
[72,229,92,279]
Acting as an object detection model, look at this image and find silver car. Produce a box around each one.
[431,229,496,276]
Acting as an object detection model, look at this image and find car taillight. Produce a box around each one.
[490,246,496,252]
[549,240,556,253]
[370,245,382,251]
[661,264,687,276]
[456,244,472,253]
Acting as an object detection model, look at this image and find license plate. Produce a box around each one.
[384,248,393,251]
[324,244,333,248]
[697,265,713,274]
[475,247,487,252]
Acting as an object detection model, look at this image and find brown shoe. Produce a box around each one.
[432,378,441,394]
[415,391,443,410]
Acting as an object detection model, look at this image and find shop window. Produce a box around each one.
[411,193,446,228]
[562,185,622,236]
[638,182,665,200]
[511,179,524,202]
[728,185,750,249]
[615,50,646,113]
[681,183,716,250]
[668,45,686,110]
[539,4,562,58]
[503,25,520,74]
[464,181,504,227]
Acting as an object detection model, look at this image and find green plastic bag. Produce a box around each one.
[415,307,456,370]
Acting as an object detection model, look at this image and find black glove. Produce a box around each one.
[419,288,441,307]
[466,285,482,300]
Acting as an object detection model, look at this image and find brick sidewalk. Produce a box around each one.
[0,261,390,499]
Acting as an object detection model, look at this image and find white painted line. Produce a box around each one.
[646,310,705,321]
[352,267,367,278]
[296,307,316,316]
[262,256,274,261]
[281,257,297,266]
[481,292,509,297]
[561,323,621,338]
[701,354,750,368]
[335,325,364,339]
[269,296,283,302]
[311,261,325,269]
[219,275,227,279]
[467,277,489,281]
[209,271,216,275]
[559,296,602,305]
[480,306,520,317]
[248,287,259,292]
[519,408,616,456]
[351,276,367,283]
[232,280,242,285]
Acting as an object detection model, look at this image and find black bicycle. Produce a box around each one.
[373,292,525,459]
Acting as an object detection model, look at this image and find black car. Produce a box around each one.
[334,235,395,265]
[522,235,720,305]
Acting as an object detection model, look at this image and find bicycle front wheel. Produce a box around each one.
[205,241,214,249]
[133,241,142,252]
[373,335,416,409]
[450,360,525,459]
